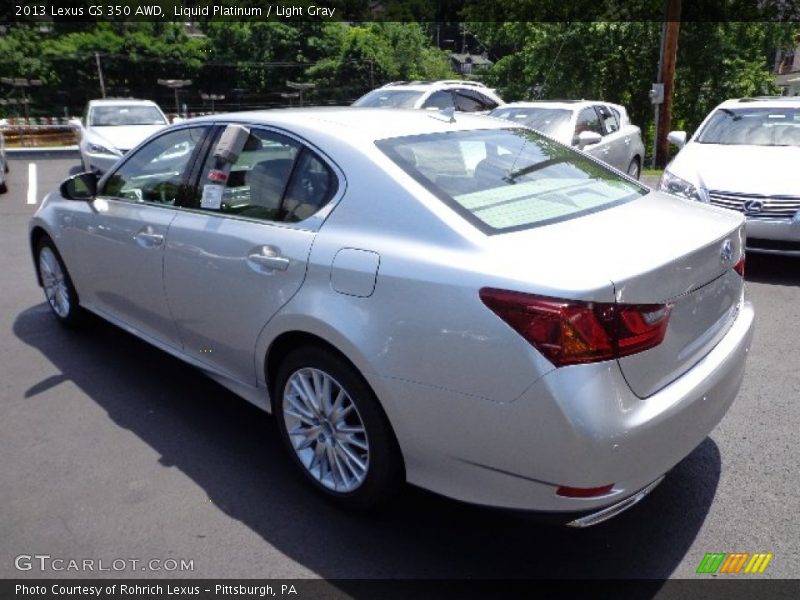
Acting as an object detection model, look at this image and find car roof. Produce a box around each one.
[379,80,490,91]
[717,96,800,109]
[189,107,517,142]
[87,98,160,107]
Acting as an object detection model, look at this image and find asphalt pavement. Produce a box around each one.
[1,156,798,583]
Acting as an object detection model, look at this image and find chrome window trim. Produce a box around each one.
[94,120,347,234]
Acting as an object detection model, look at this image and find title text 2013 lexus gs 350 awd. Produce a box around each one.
[29,108,754,527]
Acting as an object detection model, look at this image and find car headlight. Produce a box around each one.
[658,170,708,202]
[87,143,117,155]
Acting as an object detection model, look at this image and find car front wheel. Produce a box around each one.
[627,158,641,180]
[36,238,82,327]
[274,345,403,509]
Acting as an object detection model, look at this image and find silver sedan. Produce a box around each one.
[29,108,753,526]
[490,100,646,178]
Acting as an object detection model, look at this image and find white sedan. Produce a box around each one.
[76,98,169,174]
[662,96,800,255]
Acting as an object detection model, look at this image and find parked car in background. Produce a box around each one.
[353,80,503,113]
[75,98,169,174]
[662,96,800,256]
[31,108,753,526]
[490,100,646,178]
[0,130,8,194]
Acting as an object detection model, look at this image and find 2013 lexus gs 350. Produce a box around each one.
[29,108,754,526]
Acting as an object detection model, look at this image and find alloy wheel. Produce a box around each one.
[39,246,71,318]
[282,367,370,493]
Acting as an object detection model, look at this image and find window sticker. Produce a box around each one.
[200,184,224,210]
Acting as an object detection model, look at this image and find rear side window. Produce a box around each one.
[422,91,455,109]
[454,89,498,112]
[377,128,645,234]
[192,127,337,223]
[597,105,619,134]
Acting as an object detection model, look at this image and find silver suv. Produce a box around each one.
[353,80,504,113]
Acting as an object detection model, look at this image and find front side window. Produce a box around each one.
[574,107,603,142]
[193,127,337,223]
[377,128,646,233]
[102,126,207,205]
[695,107,800,146]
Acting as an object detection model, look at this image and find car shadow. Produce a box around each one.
[745,253,800,287]
[13,305,720,589]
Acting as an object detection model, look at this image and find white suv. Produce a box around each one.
[353,80,503,113]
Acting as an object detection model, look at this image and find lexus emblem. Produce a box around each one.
[720,239,733,264]
[743,200,764,214]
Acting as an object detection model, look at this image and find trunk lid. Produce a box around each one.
[487,191,745,397]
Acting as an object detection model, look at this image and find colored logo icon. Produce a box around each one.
[696,552,773,574]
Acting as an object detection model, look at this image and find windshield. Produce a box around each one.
[377,128,646,234]
[490,107,573,138]
[90,105,167,127]
[353,90,424,109]
[695,107,800,146]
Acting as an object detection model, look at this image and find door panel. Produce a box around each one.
[64,125,209,347]
[163,214,315,384]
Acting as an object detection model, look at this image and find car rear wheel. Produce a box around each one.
[274,345,403,509]
[627,158,641,180]
[36,238,82,327]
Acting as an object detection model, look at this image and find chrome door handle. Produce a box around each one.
[134,231,164,247]
[247,249,289,272]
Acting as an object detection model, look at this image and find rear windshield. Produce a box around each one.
[353,90,424,109]
[490,107,573,138]
[696,107,800,146]
[377,128,646,233]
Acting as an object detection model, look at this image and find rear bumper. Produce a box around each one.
[745,218,800,255]
[379,299,754,517]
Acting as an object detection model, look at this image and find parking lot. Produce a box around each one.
[1,156,799,581]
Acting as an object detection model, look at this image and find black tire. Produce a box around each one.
[0,180,6,194]
[273,345,404,509]
[35,237,82,328]
[627,157,641,180]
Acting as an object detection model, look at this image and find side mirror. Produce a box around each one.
[576,130,602,148]
[667,131,687,148]
[60,172,97,201]
[68,118,83,130]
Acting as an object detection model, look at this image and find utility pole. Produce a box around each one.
[95,52,106,98]
[655,0,681,168]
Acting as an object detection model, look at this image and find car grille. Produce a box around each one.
[708,190,800,219]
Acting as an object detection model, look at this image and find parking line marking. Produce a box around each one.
[27,162,37,205]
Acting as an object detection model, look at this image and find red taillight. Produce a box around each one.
[556,484,615,498]
[733,255,745,277]
[479,288,671,367]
